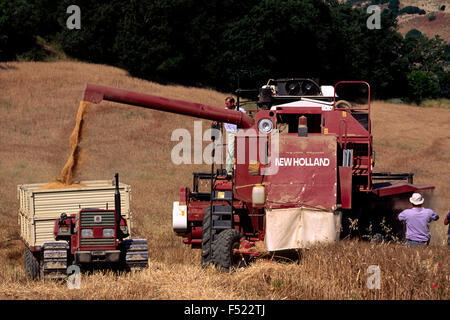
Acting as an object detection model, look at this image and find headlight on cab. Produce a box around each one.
[102,228,115,237]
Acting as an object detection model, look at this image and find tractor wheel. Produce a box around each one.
[212,228,243,272]
[201,206,216,267]
[24,247,40,280]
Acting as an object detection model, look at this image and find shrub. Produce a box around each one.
[405,29,423,39]
[428,12,436,21]
[399,6,425,15]
[407,70,441,103]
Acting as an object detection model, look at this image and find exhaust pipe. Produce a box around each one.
[114,173,121,228]
[298,115,308,137]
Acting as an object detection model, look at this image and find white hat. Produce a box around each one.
[409,193,424,205]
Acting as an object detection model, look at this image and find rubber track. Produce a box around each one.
[40,241,68,280]
[123,239,149,271]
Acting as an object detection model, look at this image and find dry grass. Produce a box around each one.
[0,61,449,300]
[0,242,448,300]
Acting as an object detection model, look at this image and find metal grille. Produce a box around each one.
[80,238,115,246]
[80,211,115,227]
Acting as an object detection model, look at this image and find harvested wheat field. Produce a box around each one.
[0,61,449,300]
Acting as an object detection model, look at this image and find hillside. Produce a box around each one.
[400,0,447,12]
[395,0,449,40]
[0,61,448,300]
[398,11,450,40]
[347,0,449,40]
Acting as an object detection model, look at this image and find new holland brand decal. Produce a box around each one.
[275,157,330,167]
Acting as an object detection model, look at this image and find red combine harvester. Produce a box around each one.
[82,79,434,271]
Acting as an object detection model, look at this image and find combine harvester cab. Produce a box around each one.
[19,173,148,280]
[75,80,433,271]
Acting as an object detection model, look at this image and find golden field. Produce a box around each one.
[0,61,448,300]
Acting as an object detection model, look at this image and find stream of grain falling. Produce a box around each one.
[41,101,91,189]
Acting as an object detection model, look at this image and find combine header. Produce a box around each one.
[79,79,434,271]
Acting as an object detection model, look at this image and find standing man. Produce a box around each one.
[398,193,439,246]
[224,97,246,176]
[444,211,450,246]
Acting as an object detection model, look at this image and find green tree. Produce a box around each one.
[2,0,446,102]
[402,34,449,99]
[407,70,440,103]
[0,1,8,60]
[57,0,123,64]
[398,6,425,15]
[405,29,422,39]
[0,0,38,61]
[388,0,399,15]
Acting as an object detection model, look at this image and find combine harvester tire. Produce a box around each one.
[201,207,218,267]
[212,229,243,272]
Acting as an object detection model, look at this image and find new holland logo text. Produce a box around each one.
[275,157,330,167]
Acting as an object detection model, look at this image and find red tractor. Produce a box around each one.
[22,173,148,280]
[81,79,434,271]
